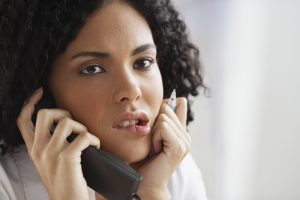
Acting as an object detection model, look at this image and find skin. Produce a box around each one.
[17,1,191,200]
[49,0,162,164]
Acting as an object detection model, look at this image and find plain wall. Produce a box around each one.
[173,0,300,199]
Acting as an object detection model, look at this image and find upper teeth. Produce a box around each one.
[122,120,138,128]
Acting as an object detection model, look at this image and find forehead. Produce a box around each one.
[64,1,154,56]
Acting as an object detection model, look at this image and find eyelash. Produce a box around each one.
[133,57,155,71]
[80,64,105,75]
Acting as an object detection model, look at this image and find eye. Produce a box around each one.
[133,58,155,70]
[80,64,105,75]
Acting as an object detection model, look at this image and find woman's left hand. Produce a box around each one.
[135,97,191,199]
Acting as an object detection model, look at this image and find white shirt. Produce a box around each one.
[0,145,208,200]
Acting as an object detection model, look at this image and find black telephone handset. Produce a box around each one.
[32,87,142,200]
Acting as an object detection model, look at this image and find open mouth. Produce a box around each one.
[112,119,149,129]
[111,111,149,129]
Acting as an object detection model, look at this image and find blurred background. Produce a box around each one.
[172,0,300,199]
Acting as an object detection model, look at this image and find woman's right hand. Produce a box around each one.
[16,87,100,200]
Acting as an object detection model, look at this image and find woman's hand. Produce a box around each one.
[135,97,191,199]
[16,88,100,200]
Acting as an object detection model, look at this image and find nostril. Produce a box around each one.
[115,89,141,103]
[120,97,129,102]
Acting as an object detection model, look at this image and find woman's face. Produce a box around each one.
[48,1,163,163]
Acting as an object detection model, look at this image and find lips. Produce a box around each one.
[112,111,150,135]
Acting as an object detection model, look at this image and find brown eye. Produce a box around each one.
[133,58,154,70]
[80,64,105,75]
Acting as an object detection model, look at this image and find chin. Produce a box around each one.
[116,146,150,164]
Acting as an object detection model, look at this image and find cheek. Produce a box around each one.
[70,94,107,127]
[149,86,163,108]
[146,69,164,114]
[73,97,104,122]
[51,84,107,128]
[154,69,164,99]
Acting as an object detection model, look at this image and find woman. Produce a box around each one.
[0,0,208,199]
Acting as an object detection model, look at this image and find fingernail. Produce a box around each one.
[23,88,43,106]
[33,87,43,95]
[31,87,43,98]
[26,87,43,104]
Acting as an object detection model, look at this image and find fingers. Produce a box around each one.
[174,97,187,128]
[151,121,178,155]
[50,117,100,153]
[47,117,88,153]
[33,109,100,159]
[17,87,43,152]
[161,97,190,140]
[17,87,100,161]
[151,113,191,155]
[64,132,100,160]
[33,108,72,154]
[150,97,191,157]
[163,97,187,128]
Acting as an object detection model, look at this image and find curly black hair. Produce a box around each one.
[0,0,205,154]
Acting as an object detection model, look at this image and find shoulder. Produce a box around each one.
[0,145,49,200]
[0,151,19,200]
[168,153,209,200]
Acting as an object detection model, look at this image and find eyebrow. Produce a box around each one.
[71,51,110,60]
[131,43,156,56]
[71,43,156,60]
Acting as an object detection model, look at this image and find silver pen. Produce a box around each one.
[168,89,176,111]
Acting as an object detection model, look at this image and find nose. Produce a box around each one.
[113,71,142,104]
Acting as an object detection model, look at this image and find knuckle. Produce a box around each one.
[52,109,73,120]
[182,138,191,152]
[176,142,189,157]
[16,112,28,128]
[57,153,67,164]
[30,149,40,161]
[57,151,66,161]
[82,124,88,132]
[78,123,88,132]
[58,150,73,163]
[60,117,72,125]
[57,117,72,131]
[58,150,77,164]
[185,141,192,152]
[94,136,101,145]
[178,97,188,105]
[43,147,54,159]
[177,97,188,112]
[81,132,91,140]
[174,137,190,152]
[178,141,185,150]
[40,152,49,163]
[59,117,87,132]
[37,109,50,119]
[158,113,168,122]
[16,116,23,127]
[160,121,169,129]
[59,109,72,118]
